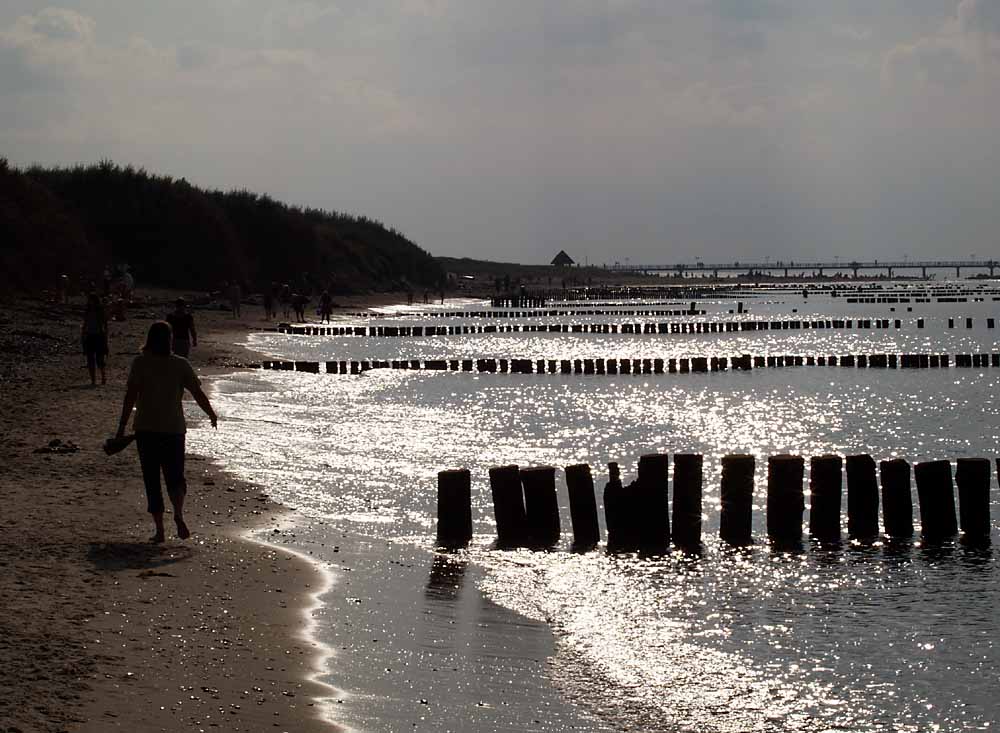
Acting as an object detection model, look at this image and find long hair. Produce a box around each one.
[143,321,173,356]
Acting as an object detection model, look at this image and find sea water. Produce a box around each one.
[189,283,1000,732]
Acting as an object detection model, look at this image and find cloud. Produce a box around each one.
[958,0,1000,35]
[22,7,95,43]
[882,0,1000,89]
[1,2,998,263]
[175,41,215,71]
[882,37,972,88]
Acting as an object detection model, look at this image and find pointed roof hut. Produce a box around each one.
[551,250,575,267]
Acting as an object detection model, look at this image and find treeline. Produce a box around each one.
[0,158,443,293]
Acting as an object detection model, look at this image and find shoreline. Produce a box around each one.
[0,292,409,732]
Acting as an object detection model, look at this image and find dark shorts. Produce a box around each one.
[83,334,107,370]
[135,432,187,514]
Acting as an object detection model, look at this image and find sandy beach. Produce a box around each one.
[0,292,364,733]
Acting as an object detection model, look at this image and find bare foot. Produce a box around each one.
[175,518,190,540]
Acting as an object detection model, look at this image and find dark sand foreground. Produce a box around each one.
[0,294,349,732]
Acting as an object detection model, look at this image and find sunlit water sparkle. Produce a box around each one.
[190,290,1000,732]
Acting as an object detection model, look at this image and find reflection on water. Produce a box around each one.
[425,553,468,602]
[190,291,1000,732]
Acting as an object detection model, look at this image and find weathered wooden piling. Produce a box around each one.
[879,459,914,537]
[809,455,842,542]
[846,454,879,540]
[637,454,671,550]
[914,460,958,539]
[955,458,991,538]
[767,455,805,544]
[720,454,755,546]
[436,469,473,548]
[604,462,636,551]
[488,465,526,547]
[521,466,561,546]
[565,464,601,549]
[672,454,703,548]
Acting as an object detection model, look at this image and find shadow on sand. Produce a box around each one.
[86,541,194,572]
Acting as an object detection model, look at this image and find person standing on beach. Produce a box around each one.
[115,321,218,543]
[263,283,276,320]
[319,290,332,323]
[280,283,292,319]
[81,293,109,386]
[292,292,309,322]
[166,298,197,358]
[228,281,242,318]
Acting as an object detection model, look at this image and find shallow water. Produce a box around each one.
[190,284,1000,732]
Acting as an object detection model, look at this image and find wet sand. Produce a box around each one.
[0,293,348,732]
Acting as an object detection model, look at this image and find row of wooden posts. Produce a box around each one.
[436,455,996,551]
[261,352,1000,375]
[339,308,709,319]
[490,296,548,308]
[278,316,993,338]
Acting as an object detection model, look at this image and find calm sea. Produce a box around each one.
[189,282,1000,732]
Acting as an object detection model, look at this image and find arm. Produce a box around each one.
[190,318,198,347]
[117,385,138,437]
[189,385,218,428]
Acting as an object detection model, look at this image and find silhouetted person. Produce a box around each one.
[166,298,197,358]
[81,293,108,386]
[228,281,242,318]
[263,283,277,320]
[292,293,309,322]
[319,290,332,323]
[115,321,218,543]
[280,284,292,319]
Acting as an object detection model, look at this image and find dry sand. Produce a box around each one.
[0,291,403,733]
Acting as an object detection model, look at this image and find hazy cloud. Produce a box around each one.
[1,2,998,264]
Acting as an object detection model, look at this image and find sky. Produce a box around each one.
[1,1,998,265]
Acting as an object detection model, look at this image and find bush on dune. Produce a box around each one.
[0,159,443,294]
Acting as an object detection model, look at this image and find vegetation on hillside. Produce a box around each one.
[0,158,443,294]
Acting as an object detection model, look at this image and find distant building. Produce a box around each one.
[551,250,575,267]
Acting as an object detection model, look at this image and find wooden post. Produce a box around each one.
[720,454,755,546]
[488,465,525,547]
[956,458,991,539]
[879,459,914,538]
[636,454,670,551]
[604,462,636,551]
[437,469,472,548]
[809,455,842,542]
[846,454,879,540]
[521,466,560,547]
[565,464,601,549]
[914,460,958,539]
[767,455,805,545]
[672,454,703,548]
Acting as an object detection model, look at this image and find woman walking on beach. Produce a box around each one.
[81,293,109,386]
[115,321,218,542]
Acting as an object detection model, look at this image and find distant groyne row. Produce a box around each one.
[260,351,1000,375]
[337,307,708,319]
[436,454,995,551]
[277,316,995,338]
